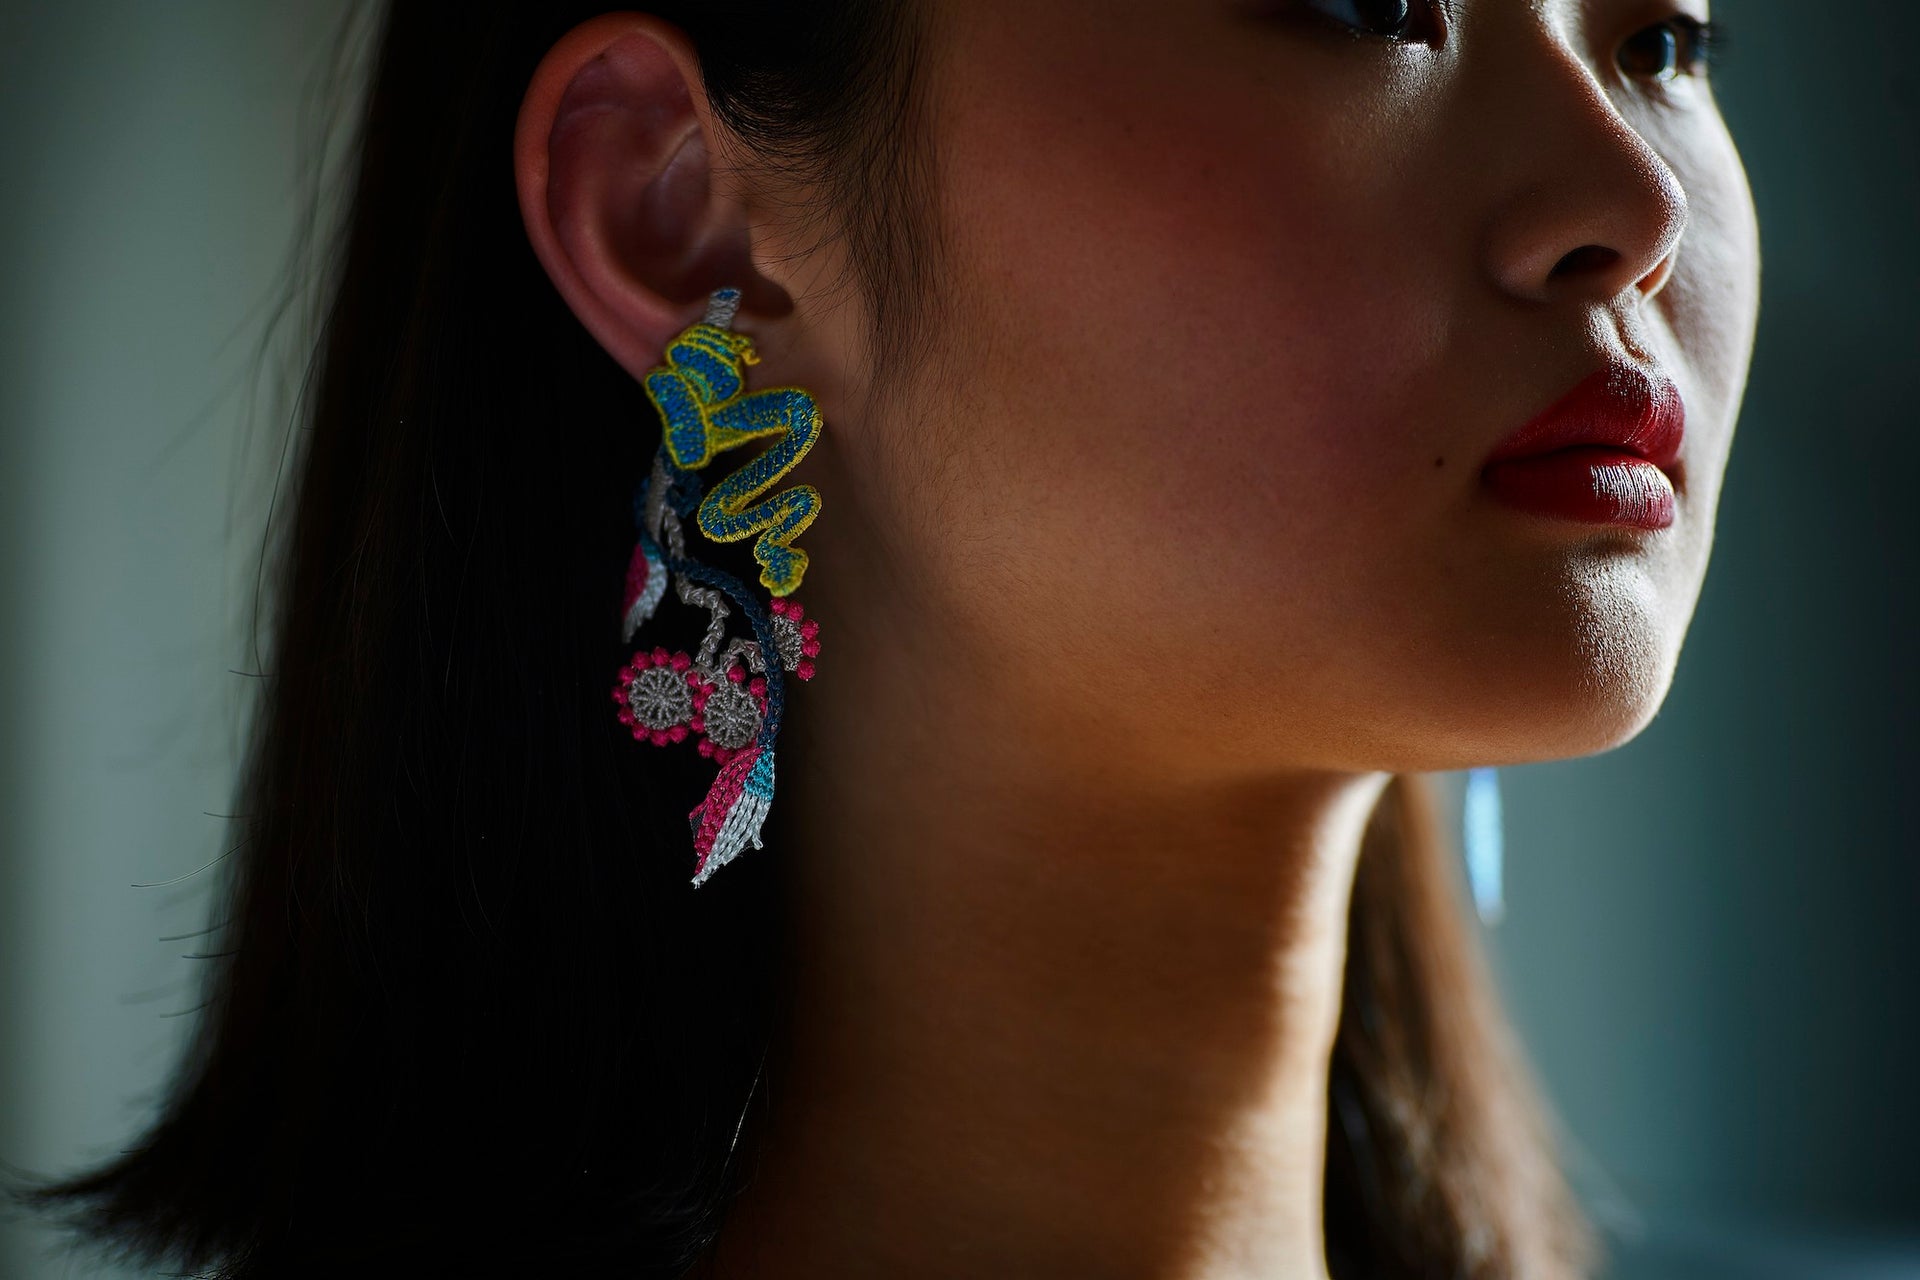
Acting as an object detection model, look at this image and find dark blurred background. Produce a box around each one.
[1,1,1914,1276]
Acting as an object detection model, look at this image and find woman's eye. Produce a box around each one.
[1616,15,1728,81]
[1292,0,1442,44]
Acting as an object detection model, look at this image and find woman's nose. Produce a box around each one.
[1476,20,1690,309]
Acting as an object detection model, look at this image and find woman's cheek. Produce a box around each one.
[1632,117,1759,560]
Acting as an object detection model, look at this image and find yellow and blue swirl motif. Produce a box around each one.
[643,318,823,598]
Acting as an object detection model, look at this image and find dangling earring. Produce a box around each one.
[1463,766,1505,925]
[610,287,825,887]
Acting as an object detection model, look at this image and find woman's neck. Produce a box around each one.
[705,616,1391,1280]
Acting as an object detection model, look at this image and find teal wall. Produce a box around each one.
[0,3,337,1277]
[1,1,1912,1277]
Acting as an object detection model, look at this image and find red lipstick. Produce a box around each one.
[1481,363,1685,530]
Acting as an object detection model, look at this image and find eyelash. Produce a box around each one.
[1618,14,1732,82]
[1284,0,1446,46]
[1268,2,1732,81]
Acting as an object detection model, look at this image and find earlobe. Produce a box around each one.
[513,16,771,380]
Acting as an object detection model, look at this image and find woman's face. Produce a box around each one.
[793,0,1758,779]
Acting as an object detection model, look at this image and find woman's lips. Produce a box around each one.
[1480,363,1685,531]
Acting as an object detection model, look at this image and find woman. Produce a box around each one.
[7,0,1757,1275]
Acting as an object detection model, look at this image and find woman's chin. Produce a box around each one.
[1472,658,1681,767]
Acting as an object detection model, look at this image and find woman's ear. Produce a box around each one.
[513,14,785,381]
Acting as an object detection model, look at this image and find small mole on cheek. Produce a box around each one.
[1434,455,1446,468]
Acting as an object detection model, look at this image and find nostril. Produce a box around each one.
[1549,244,1621,279]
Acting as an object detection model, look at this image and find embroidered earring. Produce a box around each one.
[1463,766,1506,925]
[611,287,825,887]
